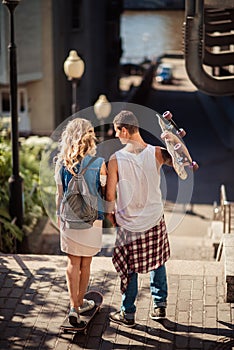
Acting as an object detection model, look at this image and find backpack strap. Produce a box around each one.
[79,157,97,175]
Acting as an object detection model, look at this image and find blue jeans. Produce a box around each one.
[120,265,168,319]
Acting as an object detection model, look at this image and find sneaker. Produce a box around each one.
[150,306,166,320]
[78,299,95,314]
[68,307,80,325]
[109,311,135,328]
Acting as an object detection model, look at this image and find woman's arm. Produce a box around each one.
[54,163,63,225]
[55,184,63,226]
[100,161,107,196]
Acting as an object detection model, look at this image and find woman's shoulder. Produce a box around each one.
[81,155,104,169]
[86,155,104,163]
[92,157,105,169]
[95,156,105,163]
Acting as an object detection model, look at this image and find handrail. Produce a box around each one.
[220,184,233,234]
[220,184,227,209]
[215,184,233,261]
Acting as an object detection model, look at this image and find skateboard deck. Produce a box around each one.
[156,111,198,180]
[61,290,103,334]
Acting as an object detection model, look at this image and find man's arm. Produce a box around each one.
[155,146,173,168]
[106,154,118,227]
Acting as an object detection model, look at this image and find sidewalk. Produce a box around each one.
[0,254,233,350]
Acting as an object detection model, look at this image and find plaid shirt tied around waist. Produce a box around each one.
[112,216,170,293]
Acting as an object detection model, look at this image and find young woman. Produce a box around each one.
[54,118,107,325]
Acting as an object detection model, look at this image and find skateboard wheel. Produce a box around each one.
[163,110,172,120]
[191,161,199,171]
[177,128,186,138]
[174,143,182,151]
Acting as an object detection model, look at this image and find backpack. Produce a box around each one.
[60,157,98,229]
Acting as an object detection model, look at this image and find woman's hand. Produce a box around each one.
[106,212,117,227]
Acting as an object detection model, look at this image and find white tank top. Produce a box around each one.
[115,144,163,232]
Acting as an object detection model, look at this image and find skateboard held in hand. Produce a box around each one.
[156,110,199,180]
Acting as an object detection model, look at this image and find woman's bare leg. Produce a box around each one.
[66,254,81,308]
[77,257,92,305]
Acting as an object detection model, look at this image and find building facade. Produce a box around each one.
[124,0,185,10]
[0,0,123,134]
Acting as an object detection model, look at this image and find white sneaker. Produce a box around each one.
[78,299,95,314]
[68,307,80,324]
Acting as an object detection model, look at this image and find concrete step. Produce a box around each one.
[27,203,215,261]
[98,233,215,260]
[169,235,214,261]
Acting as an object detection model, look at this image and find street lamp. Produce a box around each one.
[94,94,111,142]
[3,0,23,229]
[63,50,85,115]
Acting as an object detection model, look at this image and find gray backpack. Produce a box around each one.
[60,158,98,229]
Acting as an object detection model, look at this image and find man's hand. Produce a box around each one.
[156,146,173,167]
[161,130,175,142]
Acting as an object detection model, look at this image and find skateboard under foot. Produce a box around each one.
[61,290,103,335]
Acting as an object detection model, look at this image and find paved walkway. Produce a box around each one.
[0,254,233,350]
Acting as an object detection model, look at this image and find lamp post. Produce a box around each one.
[3,0,23,229]
[94,94,111,142]
[63,50,85,114]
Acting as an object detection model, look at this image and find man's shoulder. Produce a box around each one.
[109,153,117,161]
[147,144,156,149]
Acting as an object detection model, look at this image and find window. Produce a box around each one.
[2,91,10,113]
[0,88,27,115]
[19,91,25,112]
[0,88,30,131]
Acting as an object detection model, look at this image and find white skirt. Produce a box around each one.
[60,220,102,257]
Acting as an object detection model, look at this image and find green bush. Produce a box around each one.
[0,131,53,253]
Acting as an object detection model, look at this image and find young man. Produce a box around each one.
[106,110,173,327]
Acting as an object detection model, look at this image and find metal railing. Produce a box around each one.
[220,184,234,234]
[216,184,234,261]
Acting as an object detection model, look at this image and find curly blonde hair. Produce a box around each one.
[55,118,96,175]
